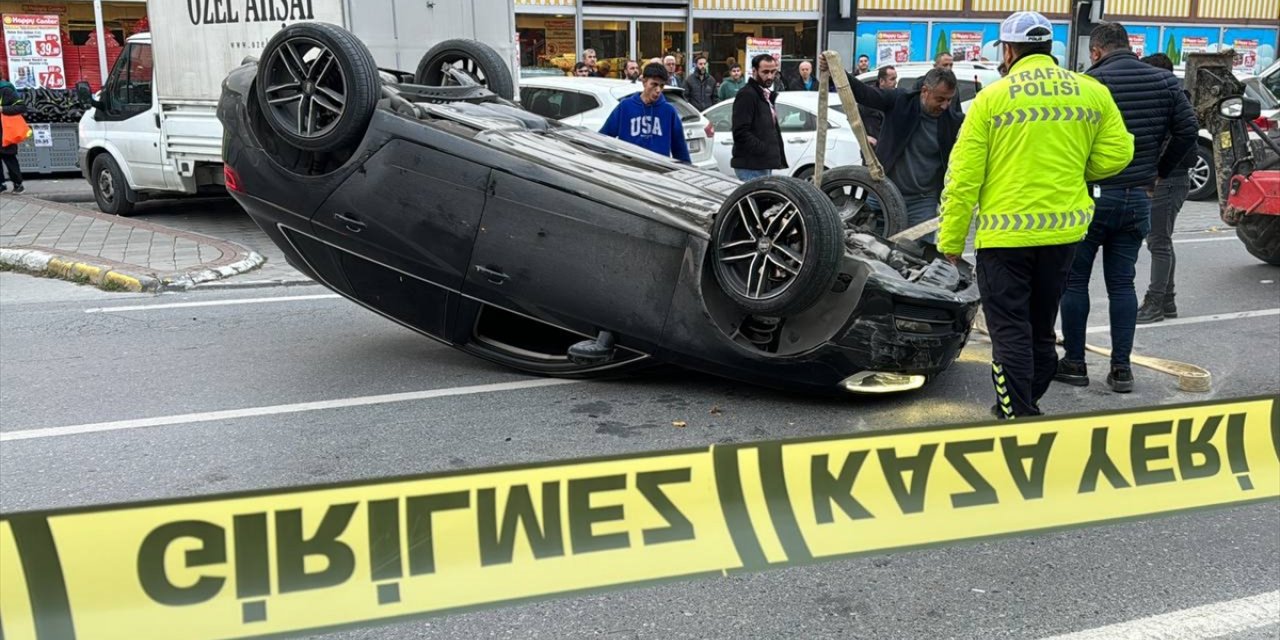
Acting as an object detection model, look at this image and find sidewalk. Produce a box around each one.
[0,195,264,292]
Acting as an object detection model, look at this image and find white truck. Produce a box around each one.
[76,0,518,215]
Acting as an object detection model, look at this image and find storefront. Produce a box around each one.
[850,0,1277,73]
[515,0,822,82]
[1,1,147,90]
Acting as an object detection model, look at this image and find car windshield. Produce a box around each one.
[1243,78,1278,109]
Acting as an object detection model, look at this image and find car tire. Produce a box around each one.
[254,21,380,153]
[818,166,909,236]
[710,176,845,317]
[1187,144,1217,201]
[1236,213,1280,266]
[91,154,136,217]
[414,39,515,101]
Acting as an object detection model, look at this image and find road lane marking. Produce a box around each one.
[1038,590,1279,640]
[1173,236,1237,244]
[0,378,584,442]
[1086,308,1280,334]
[84,294,341,313]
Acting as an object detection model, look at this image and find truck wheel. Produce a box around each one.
[1187,144,1216,201]
[710,176,844,317]
[414,40,515,101]
[91,154,136,216]
[819,165,909,237]
[1236,214,1280,266]
[255,22,380,153]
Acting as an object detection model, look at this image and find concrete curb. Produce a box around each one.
[0,247,266,293]
[0,248,160,292]
[159,251,267,290]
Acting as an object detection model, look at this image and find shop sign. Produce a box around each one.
[544,18,575,57]
[1232,38,1259,74]
[1181,36,1209,55]
[950,31,982,62]
[746,37,783,65]
[1128,34,1145,58]
[2,14,65,89]
[876,31,910,67]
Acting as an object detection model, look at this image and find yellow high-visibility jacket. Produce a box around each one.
[937,54,1134,255]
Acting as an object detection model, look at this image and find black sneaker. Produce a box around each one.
[1055,359,1089,387]
[1136,294,1164,325]
[11,185,23,194]
[1162,294,1178,319]
[1107,367,1134,393]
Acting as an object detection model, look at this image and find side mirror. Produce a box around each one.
[75,81,94,106]
[1219,96,1262,121]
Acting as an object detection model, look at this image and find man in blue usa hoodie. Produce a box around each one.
[599,63,691,163]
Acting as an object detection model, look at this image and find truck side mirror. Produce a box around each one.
[1219,96,1262,121]
[75,81,95,106]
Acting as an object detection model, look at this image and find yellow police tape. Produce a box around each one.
[2,396,1277,639]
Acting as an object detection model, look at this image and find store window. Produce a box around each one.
[636,21,686,67]
[517,14,576,73]
[693,19,818,84]
[583,20,630,79]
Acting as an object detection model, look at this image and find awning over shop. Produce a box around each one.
[858,0,964,10]
[1103,0,1193,17]
[515,0,577,6]
[966,0,1069,13]
[692,0,820,9]
[1197,0,1279,19]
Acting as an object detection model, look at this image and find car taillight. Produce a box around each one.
[1253,116,1275,130]
[224,165,241,192]
[704,121,715,138]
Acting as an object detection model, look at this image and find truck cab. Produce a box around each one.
[77,33,225,215]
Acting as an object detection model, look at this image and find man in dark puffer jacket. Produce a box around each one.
[1056,22,1198,394]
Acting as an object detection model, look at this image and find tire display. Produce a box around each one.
[710,176,845,317]
[254,21,380,153]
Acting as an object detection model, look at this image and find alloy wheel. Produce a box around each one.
[262,36,348,141]
[715,191,809,302]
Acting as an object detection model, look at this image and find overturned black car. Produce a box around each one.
[219,22,980,395]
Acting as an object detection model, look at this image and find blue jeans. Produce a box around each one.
[1060,187,1152,368]
[735,168,772,181]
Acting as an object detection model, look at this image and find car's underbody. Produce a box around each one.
[219,22,980,395]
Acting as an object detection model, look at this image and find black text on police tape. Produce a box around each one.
[136,468,695,621]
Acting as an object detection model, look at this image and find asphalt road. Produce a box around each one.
[1,196,1277,639]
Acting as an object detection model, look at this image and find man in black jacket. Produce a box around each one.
[1136,52,1196,324]
[858,65,898,146]
[731,53,787,181]
[1056,22,1199,393]
[825,60,961,241]
[684,54,718,111]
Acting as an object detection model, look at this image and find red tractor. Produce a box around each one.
[1186,52,1280,265]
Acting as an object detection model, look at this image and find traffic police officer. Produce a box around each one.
[937,11,1134,419]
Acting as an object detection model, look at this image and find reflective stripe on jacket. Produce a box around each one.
[937,54,1134,254]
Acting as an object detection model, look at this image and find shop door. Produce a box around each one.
[582,19,630,79]
[635,21,687,67]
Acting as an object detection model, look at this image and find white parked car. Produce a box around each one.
[700,92,864,180]
[517,76,717,170]
[855,62,1005,114]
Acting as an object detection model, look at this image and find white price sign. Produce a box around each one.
[31,123,52,147]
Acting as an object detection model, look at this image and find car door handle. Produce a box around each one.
[474,265,509,285]
[787,137,808,144]
[719,139,733,145]
[334,213,366,233]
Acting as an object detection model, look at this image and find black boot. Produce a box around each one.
[1054,359,1089,387]
[1162,293,1177,319]
[1136,293,1165,324]
[1107,366,1134,393]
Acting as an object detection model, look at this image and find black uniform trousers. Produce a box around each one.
[976,243,1078,418]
